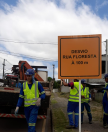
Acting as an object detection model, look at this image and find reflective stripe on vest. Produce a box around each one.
[25,102,36,106]
[23,81,39,107]
[41,91,45,95]
[103,83,108,96]
[69,82,83,102]
[24,98,38,101]
[81,87,89,103]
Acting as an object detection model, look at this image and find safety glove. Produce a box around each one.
[89,98,92,102]
[36,98,41,107]
[15,107,19,116]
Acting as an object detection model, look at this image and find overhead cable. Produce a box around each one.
[0,39,57,45]
[0,50,58,62]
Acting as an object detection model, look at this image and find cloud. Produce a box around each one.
[95,0,108,12]
[0,0,108,79]
[55,67,59,80]
[55,67,58,73]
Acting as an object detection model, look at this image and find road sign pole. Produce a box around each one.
[79,79,81,132]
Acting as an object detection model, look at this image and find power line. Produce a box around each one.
[0,37,57,43]
[0,40,106,62]
[6,60,13,65]
[0,38,106,45]
[0,39,57,45]
[0,50,58,62]
[0,37,107,45]
[0,57,3,59]
[0,56,13,65]
[0,50,58,61]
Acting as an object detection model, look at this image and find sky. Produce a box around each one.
[0,0,108,80]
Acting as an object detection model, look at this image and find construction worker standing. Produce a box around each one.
[81,79,92,124]
[62,79,83,129]
[102,74,108,128]
[15,69,45,132]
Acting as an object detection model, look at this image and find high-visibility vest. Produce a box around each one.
[69,82,83,102]
[23,81,39,107]
[81,87,90,103]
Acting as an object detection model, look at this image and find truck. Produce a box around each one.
[0,61,54,119]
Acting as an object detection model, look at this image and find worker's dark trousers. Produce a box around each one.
[103,101,108,125]
[24,105,39,132]
[81,102,92,122]
[67,101,79,128]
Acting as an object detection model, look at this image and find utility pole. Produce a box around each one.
[3,59,5,79]
[106,40,108,74]
[52,64,55,79]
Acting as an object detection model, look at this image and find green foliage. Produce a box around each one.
[53,80,61,89]
[52,108,69,132]
[51,99,57,104]
[48,77,52,82]
[53,81,57,88]
[56,80,61,84]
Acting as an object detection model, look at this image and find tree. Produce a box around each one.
[57,80,61,84]
[48,77,52,82]
[53,81,57,88]
[53,80,61,89]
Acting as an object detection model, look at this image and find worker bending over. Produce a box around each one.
[15,69,45,132]
[81,79,92,124]
[62,79,83,129]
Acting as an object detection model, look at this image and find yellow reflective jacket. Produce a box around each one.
[23,81,39,107]
[81,87,90,103]
[69,82,83,102]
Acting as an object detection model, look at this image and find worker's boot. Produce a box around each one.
[103,115,107,127]
[89,120,92,124]
[66,125,74,129]
[104,124,108,129]
[103,121,107,127]
[73,126,78,129]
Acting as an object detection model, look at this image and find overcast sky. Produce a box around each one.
[0,0,108,79]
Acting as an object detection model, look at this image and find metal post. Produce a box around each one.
[79,79,81,132]
[52,64,55,79]
[106,39,108,74]
[3,59,5,79]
